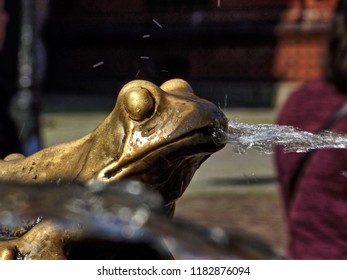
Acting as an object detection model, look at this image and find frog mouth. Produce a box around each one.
[96,126,225,193]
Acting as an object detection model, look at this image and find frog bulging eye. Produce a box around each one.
[124,87,155,121]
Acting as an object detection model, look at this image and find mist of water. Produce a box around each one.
[219,120,347,154]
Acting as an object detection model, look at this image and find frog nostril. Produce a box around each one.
[124,87,155,121]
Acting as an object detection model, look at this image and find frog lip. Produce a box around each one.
[97,126,225,183]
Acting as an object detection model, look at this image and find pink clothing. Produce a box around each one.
[275,78,347,259]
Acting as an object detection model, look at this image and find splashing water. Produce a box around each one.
[220,120,347,154]
[0,181,279,259]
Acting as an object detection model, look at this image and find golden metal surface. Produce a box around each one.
[1,79,227,204]
[0,79,228,259]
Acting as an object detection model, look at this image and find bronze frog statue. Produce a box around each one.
[0,79,228,259]
[1,79,227,208]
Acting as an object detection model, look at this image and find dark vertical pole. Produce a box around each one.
[11,0,41,155]
[0,0,21,158]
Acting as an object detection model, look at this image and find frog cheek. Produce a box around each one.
[123,87,155,121]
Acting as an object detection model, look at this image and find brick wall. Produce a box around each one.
[273,0,337,81]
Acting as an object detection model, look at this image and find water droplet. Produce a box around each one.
[93,61,104,68]
[152,18,163,28]
[118,207,132,221]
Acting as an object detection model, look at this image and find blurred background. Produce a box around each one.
[0,0,339,255]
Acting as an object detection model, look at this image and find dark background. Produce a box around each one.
[42,0,289,107]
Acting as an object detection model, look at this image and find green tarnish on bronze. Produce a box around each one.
[0,79,228,259]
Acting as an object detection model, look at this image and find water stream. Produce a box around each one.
[220,120,347,154]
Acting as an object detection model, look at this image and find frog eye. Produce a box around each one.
[160,79,195,96]
[124,87,155,121]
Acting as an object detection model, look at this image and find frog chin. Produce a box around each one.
[95,130,225,204]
